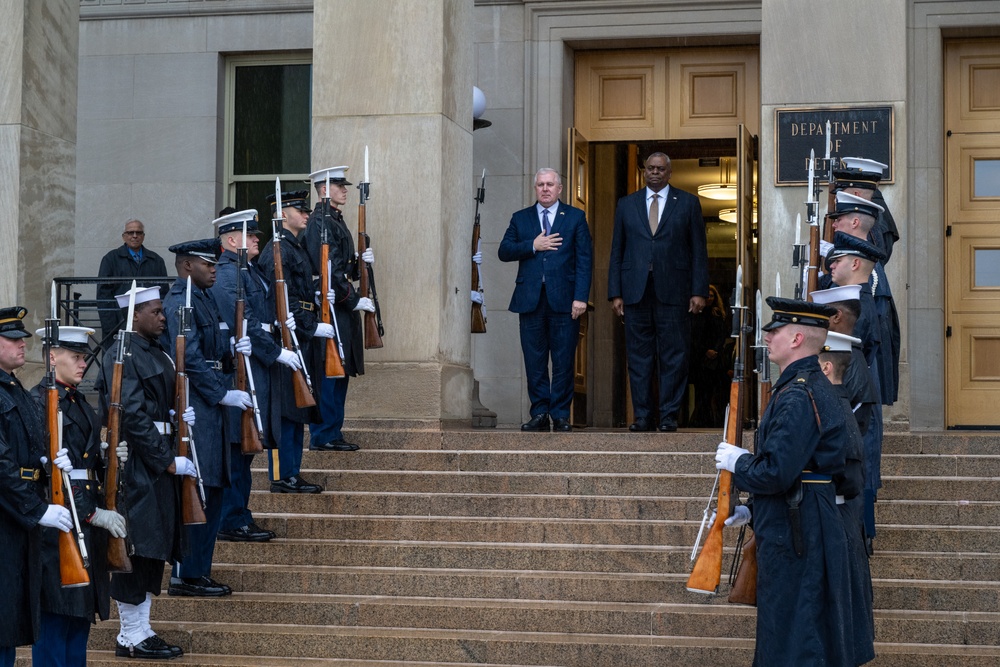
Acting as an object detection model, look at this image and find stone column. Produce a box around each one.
[312,0,474,424]
[0,0,78,352]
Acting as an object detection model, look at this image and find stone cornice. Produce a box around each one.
[79,0,312,21]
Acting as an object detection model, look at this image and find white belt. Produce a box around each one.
[261,323,273,333]
[67,469,97,481]
[835,495,845,505]
[153,421,173,435]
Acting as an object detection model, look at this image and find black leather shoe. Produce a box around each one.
[552,418,572,432]
[167,576,228,597]
[629,420,653,432]
[328,439,360,451]
[202,576,232,596]
[521,414,550,432]
[248,521,277,540]
[270,475,324,493]
[658,418,678,432]
[115,635,183,659]
[217,525,272,542]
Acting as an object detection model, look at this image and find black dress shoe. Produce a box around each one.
[658,418,678,432]
[552,417,572,432]
[270,475,324,494]
[521,414,550,432]
[116,635,183,659]
[328,439,360,451]
[167,576,229,597]
[629,420,653,432]
[217,525,272,542]
[248,521,277,540]
[202,576,232,596]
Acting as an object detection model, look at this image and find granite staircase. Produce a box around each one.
[19,427,1000,665]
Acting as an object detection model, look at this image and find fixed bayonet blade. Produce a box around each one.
[125,280,138,334]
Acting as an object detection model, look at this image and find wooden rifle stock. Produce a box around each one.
[103,337,132,573]
[47,383,90,588]
[320,237,346,378]
[357,201,384,349]
[471,216,486,334]
[234,260,264,454]
[807,223,820,297]
[273,228,317,408]
[824,176,837,244]
[175,319,207,525]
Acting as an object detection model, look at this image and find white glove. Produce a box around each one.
[471,291,484,305]
[90,507,127,538]
[819,239,835,258]
[220,389,253,409]
[116,441,128,463]
[284,313,297,332]
[725,504,752,527]
[53,448,73,473]
[354,297,375,313]
[314,290,323,306]
[715,441,751,473]
[361,248,375,265]
[472,251,482,265]
[182,406,196,426]
[39,504,73,532]
[173,456,198,477]
[277,349,303,371]
[234,335,252,356]
[101,441,109,455]
[326,289,336,305]
[314,323,335,339]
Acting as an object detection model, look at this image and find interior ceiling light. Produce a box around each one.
[698,157,738,201]
[718,208,758,224]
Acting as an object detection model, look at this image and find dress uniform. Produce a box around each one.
[0,307,74,667]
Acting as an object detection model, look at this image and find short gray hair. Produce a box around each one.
[534,168,562,185]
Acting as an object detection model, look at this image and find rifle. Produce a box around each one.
[805,148,821,297]
[320,217,346,379]
[358,146,385,349]
[104,315,133,573]
[272,187,317,408]
[43,319,90,587]
[175,277,207,525]
[687,265,747,595]
[234,220,264,453]
[471,169,487,334]
[824,125,837,244]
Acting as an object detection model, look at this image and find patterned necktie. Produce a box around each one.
[649,193,659,234]
[542,208,551,235]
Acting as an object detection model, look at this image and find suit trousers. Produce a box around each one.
[310,376,349,445]
[624,274,691,423]
[269,418,305,481]
[174,485,223,579]
[32,611,90,667]
[219,443,254,531]
[519,286,580,420]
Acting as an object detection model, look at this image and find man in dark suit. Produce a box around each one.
[608,152,709,432]
[499,168,593,432]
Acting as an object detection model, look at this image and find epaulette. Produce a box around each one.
[793,371,810,385]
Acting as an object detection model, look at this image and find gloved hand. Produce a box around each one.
[725,504,752,527]
[53,448,73,473]
[715,441,750,473]
[39,505,73,532]
[314,323,335,339]
[173,456,198,478]
[276,349,303,371]
[90,508,127,538]
[354,297,375,313]
[234,335,252,356]
[116,441,128,464]
[182,406,196,426]
[220,389,253,409]
[326,289,336,305]
[471,291,484,305]
[472,251,482,265]
[361,248,375,265]
[285,313,296,332]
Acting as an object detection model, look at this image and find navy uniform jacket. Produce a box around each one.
[842,342,879,436]
[304,203,364,376]
[30,382,111,622]
[0,369,48,647]
[607,186,708,306]
[498,201,593,313]
[258,228,320,423]
[162,278,231,488]
[212,250,282,447]
[732,356,853,667]
[97,335,181,564]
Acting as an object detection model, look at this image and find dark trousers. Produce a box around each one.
[1,647,13,667]
[219,443,254,531]
[624,275,691,424]
[269,418,305,481]
[310,376,349,445]
[174,485,223,579]
[518,286,580,420]
[111,555,166,605]
[32,611,90,667]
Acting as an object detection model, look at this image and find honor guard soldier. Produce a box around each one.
[715,298,855,666]
[162,239,249,595]
[258,190,325,493]
[212,208,311,535]
[304,166,375,452]
[0,307,74,667]
[30,325,128,667]
[96,286,190,659]
[832,157,899,262]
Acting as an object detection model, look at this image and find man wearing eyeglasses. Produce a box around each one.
[96,219,168,348]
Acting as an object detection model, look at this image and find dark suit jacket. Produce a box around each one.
[498,202,592,314]
[607,186,709,306]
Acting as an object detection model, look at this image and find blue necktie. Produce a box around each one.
[542,209,550,235]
